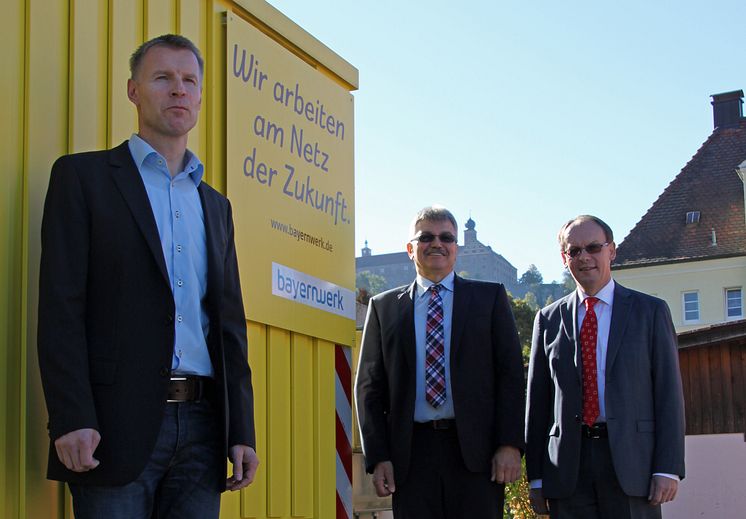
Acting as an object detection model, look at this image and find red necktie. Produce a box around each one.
[581,297,600,426]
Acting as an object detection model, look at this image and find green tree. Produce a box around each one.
[524,291,539,311]
[561,269,576,294]
[356,271,386,304]
[509,295,537,366]
[505,298,540,519]
[504,458,538,518]
[519,264,543,287]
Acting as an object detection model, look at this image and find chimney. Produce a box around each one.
[711,90,744,129]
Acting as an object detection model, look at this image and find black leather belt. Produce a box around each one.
[582,422,608,439]
[415,419,456,430]
[167,376,214,403]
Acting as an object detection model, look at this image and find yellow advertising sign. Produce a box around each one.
[226,15,355,346]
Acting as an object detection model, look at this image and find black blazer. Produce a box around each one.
[355,275,525,483]
[525,283,685,498]
[38,141,255,487]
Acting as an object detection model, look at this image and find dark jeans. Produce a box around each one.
[70,400,223,519]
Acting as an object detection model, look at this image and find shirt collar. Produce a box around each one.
[128,133,204,185]
[415,271,455,297]
[576,278,615,307]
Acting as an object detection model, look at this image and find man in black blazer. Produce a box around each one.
[38,35,257,519]
[355,206,525,519]
[525,215,685,518]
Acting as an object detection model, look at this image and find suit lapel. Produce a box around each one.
[199,185,223,323]
[606,283,632,373]
[560,293,582,382]
[108,142,170,287]
[396,282,417,370]
[450,275,471,359]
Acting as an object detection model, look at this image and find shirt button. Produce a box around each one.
[165,314,174,325]
[176,245,182,253]
[177,315,183,323]
[175,210,181,219]
[177,279,184,287]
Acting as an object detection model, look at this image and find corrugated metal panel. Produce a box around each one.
[291,334,314,516]
[23,0,69,517]
[0,2,26,517]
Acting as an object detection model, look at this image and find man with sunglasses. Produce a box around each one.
[355,206,525,518]
[525,215,685,519]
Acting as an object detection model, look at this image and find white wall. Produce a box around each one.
[614,256,746,332]
[663,433,746,519]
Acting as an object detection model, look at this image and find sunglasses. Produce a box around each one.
[564,242,609,258]
[411,232,457,244]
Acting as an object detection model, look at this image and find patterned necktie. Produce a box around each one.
[425,284,446,408]
[581,296,600,426]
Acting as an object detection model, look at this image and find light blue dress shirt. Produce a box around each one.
[128,134,212,377]
[413,271,455,422]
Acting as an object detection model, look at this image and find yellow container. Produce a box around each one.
[0,1,358,517]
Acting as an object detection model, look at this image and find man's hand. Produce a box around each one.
[491,445,521,483]
[372,461,396,497]
[648,475,678,506]
[529,487,550,515]
[226,445,260,491]
[54,428,101,472]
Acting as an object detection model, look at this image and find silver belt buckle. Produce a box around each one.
[167,376,188,403]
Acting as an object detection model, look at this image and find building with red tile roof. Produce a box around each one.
[613,90,746,331]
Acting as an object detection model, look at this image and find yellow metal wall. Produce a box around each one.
[0,1,355,517]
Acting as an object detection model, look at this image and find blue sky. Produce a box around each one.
[270,0,745,283]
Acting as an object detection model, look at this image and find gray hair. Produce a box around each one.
[409,205,458,239]
[130,34,204,79]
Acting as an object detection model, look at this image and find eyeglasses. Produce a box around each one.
[410,232,457,244]
[564,242,609,258]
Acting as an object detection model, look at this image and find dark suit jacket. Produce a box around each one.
[525,282,685,498]
[38,141,255,488]
[355,275,525,483]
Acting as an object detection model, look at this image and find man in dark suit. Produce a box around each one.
[37,34,257,519]
[525,215,685,519]
[355,206,525,519]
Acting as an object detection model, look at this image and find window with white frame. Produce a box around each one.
[682,291,700,323]
[726,288,743,320]
[685,211,701,224]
